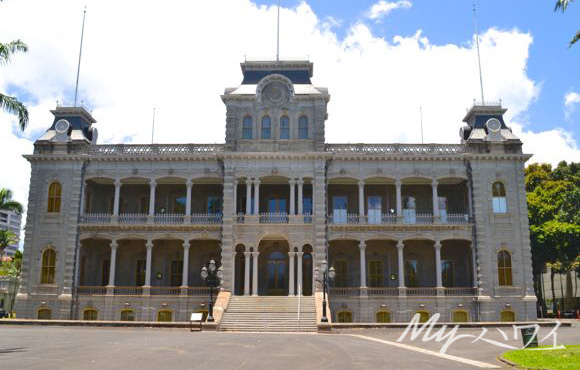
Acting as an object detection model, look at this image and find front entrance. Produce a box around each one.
[267,251,286,295]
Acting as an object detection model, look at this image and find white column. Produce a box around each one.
[297,179,304,215]
[113,179,122,217]
[245,179,252,216]
[185,180,193,217]
[107,240,118,287]
[395,179,402,218]
[289,180,296,215]
[252,251,259,296]
[432,179,439,220]
[244,252,251,295]
[253,180,260,215]
[297,252,304,296]
[434,241,443,288]
[148,179,156,218]
[233,180,238,215]
[288,251,295,296]
[397,241,405,288]
[358,180,365,219]
[359,241,367,288]
[181,242,190,287]
[145,240,153,287]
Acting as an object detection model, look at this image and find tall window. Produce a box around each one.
[83,308,98,321]
[157,309,173,322]
[136,260,146,286]
[120,309,135,321]
[497,250,513,286]
[376,311,391,323]
[452,310,468,322]
[492,182,507,213]
[170,260,183,287]
[334,260,348,287]
[298,115,308,139]
[261,116,271,139]
[208,196,223,214]
[47,181,62,213]
[37,308,52,320]
[174,197,186,214]
[280,115,290,139]
[336,311,352,323]
[242,116,253,139]
[441,260,454,287]
[404,260,417,287]
[41,248,56,284]
[101,260,110,286]
[368,260,384,287]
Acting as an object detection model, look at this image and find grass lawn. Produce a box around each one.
[503,345,580,370]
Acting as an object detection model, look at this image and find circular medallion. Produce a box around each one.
[485,118,501,133]
[263,82,289,105]
[55,119,70,134]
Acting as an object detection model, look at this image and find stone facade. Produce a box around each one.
[15,60,537,323]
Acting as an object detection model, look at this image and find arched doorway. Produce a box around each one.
[258,238,289,296]
[267,251,286,295]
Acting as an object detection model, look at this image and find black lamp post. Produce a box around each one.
[316,259,335,323]
[200,259,223,322]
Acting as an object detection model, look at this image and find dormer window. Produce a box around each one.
[242,116,253,139]
[280,116,290,139]
[261,116,271,139]
[298,115,308,139]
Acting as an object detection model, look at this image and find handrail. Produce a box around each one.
[326,143,467,155]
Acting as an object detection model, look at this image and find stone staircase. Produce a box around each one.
[218,296,317,332]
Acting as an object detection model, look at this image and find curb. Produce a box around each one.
[0,319,218,330]
[497,354,551,370]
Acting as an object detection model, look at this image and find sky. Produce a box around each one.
[0,0,579,228]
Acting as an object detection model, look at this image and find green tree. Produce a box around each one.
[554,0,580,47]
[0,229,19,262]
[0,188,23,214]
[0,0,29,130]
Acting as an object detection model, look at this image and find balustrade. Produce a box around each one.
[191,213,222,225]
[154,214,185,225]
[118,213,147,224]
[259,212,289,224]
[367,287,399,296]
[406,287,438,296]
[81,213,112,224]
[443,287,477,296]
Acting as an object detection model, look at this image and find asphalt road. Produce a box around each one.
[0,325,578,370]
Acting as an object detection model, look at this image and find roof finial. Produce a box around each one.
[276,0,281,61]
[74,6,87,107]
[473,4,485,106]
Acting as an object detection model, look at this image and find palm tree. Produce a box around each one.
[0,229,19,261]
[0,188,23,214]
[555,0,579,47]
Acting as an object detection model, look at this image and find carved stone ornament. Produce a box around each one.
[262,82,290,106]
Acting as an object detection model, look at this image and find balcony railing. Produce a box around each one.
[119,213,147,224]
[259,212,289,224]
[367,287,399,296]
[328,287,476,297]
[191,213,222,224]
[149,286,181,295]
[406,287,438,296]
[77,286,213,296]
[187,287,212,296]
[76,286,108,295]
[443,287,477,296]
[326,143,468,155]
[329,287,361,296]
[443,213,470,224]
[328,212,471,225]
[88,144,225,156]
[154,213,184,224]
[82,213,111,224]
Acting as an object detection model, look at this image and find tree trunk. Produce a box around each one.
[559,272,565,311]
[551,269,557,315]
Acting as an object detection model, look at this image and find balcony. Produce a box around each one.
[76,286,212,296]
[329,287,477,297]
[259,212,289,224]
[81,212,222,226]
[328,212,471,225]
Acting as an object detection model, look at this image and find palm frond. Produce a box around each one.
[0,92,29,130]
[0,188,24,214]
[570,30,580,47]
[0,40,28,66]
[554,0,574,12]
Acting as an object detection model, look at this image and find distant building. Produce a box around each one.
[0,210,21,257]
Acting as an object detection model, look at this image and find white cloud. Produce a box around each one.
[367,1,412,21]
[0,0,578,232]
[564,91,580,118]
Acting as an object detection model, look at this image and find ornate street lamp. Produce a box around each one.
[200,259,223,322]
[315,259,335,323]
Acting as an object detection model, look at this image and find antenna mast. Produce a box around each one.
[74,7,87,107]
[276,0,280,61]
[151,107,156,144]
[473,4,485,105]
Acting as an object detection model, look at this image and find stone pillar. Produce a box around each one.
[297,179,304,216]
[297,252,304,296]
[253,180,260,215]
[397,241,405,289]
[245,179,252,216]
[434,241,443,288]
[467,180,473,220]
[359,241,367,288]
[432,179,439,221]
[395,179,402,219]
[288,251,295,296]
[289,180,296,215]
[358,180,365,220]
[233,180,238,216]
[252,251,259,296]
[112,179,121,220]
[244,252,251,295]
[185,179,193,218]
[79,180,86,216]
[145,240,153,287]
[181,242,190,287]
[107,240,118,287]
[148,179,156,221]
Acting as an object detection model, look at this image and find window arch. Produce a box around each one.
[298,115,308,139]
[37,308,52,320]
[157,309,173,322]
[452,310,469,322]
[261,115,271,139]
[376,310,391,323]
[242,116,253,139]
[120,309,135,321]
[500,309,515,322]
[416,310,430,323]
[491,181,507,213]
[47,181,62,213]
[280,115,290,139]
[41,248,56,284]
[497,250,513,286]
[336,311,352,323]
[83,308,98,321]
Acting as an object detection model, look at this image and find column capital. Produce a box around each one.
[358,240,366,249]
[296,251,304,258]
[288,251,296,257]
[432,178,438,187]
[395,179,402,187]
[245,178,253,185]
[396,240,405,249]
[358,179,365,187]
[149,179,157,187]
[434,240,442,249]
[234,179,239,185]
[252,251,259,257]
[110,240,118,249]
[182,241,190,250]
[186,179,193,187]
[253,179,261,185]
[297,178,304,185]
[289,179,296,185]
[114,179,122,187]
[146,240,154,249]
[243,251,251,258]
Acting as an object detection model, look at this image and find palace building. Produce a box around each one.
[15,60,537,327]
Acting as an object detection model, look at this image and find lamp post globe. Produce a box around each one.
[200,261,221,323]
[318,259,334,323]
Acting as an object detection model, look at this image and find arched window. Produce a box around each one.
[497,250,513,286]
[376,310,391,323]
[41,248,56,284]
[83,308,98,321]
[416,310,430,323]
[492,182,507,213]
[157,309,173,322]
[47,181,62,213]
[261,116,271,139]
[280,116,290,139]
[298,115,308,139]
[452,310,468,322]
[120,309,135,321]
[242,116,253,139]
[336,311,352,323]
[37,308,51,320]
[500,310,515,322]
